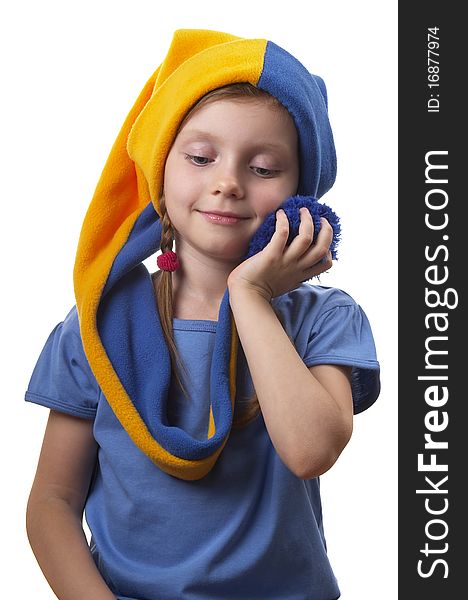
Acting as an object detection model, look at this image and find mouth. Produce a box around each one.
[198,210,250,225]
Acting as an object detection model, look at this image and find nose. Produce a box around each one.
[210,162,245,199]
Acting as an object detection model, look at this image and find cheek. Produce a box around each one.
[253,191,290,221]
[164,170,191,210]
[164,159,202,201]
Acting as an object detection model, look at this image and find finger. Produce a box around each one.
[316,217,333,248]
[300,218,333,268]
[298,207,314,238]
[286,207,314,258]
[303,250,333,279]
[270,209,290,254]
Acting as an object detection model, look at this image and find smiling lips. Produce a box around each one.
[199,210,249,225]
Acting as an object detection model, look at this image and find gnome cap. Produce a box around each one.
[127,30,336,212]
[73,29,337,480]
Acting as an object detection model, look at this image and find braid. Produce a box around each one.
[159,194,175,253]
[154,194,191,401]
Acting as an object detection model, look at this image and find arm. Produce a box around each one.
[229,287,353,479]
[26,410,116,600]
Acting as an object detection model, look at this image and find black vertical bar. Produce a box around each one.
[399,3,466,597]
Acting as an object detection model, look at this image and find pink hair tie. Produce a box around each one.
[157,250,180,272]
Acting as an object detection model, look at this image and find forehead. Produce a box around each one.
[176,98,298,150]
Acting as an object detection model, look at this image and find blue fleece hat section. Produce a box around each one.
[245,195,341,263]
[258,42,337,198]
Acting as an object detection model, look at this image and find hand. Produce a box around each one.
[227,208,333,301]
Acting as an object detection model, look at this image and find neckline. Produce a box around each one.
[173,317,218,323]
[172,318,217,333]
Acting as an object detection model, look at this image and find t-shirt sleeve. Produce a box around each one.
[24,306,99,419]
[303,302,381,415]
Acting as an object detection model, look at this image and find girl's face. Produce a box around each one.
[163,98,299,263]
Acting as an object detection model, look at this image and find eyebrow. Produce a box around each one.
[179,129,291,154]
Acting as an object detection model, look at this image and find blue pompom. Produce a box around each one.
[244,195,341,266]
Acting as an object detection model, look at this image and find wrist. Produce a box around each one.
[228,281,273,305]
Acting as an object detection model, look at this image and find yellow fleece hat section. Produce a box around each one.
[127,29,267,212]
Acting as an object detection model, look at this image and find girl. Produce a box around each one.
[25,29,380,600]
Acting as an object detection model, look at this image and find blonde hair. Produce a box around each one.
[153,82,292,429]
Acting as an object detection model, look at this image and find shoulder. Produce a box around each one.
[50,305,87,353]
[45,305,98,391]
[271,283,371,350]
[61,304,82,337]
[271,284,381,414]
[272,283,358,323]
[25,305,100,418]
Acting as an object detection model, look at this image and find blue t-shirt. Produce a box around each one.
[25,283,380,600]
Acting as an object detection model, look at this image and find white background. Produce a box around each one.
[1,1,397,598]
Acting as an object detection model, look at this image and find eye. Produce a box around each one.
[184,154,213,166]
[251,166,280,177]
